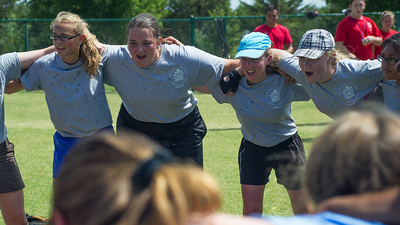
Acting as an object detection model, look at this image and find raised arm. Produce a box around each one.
[222,59,240,75]
[17,46,55,69]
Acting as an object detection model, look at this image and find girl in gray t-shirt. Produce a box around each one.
[202,32,313,216]
[273,29,384,119]
[6,12,113,183]
[102,13,240,166]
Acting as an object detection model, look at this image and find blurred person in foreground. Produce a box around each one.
[262,107,400,224]
[51,132,273,225]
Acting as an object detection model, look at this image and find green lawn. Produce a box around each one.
[2,88,332,222]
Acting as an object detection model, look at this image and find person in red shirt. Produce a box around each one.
[374,11,398,59]
[254,5,294,53]
[335,0,382,60]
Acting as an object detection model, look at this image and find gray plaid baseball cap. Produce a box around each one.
[293,29,335,59]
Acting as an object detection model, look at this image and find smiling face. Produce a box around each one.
[265,9,279,28]
[349,0,366,19]
[381,15,394,31]
[381,43,400,82]
[52,21,84,64]
[298,54,334,83]
[240,54,271,85]
[127,28,162,68]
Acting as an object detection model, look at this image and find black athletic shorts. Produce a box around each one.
[117,104,206,166]
[0,138,25,193]
[238,132,306,190]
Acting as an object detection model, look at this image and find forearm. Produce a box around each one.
[5,80,24,94]
[17,46,56,69]
[316,188,400,224]
[192,86,211,94]
[286,43,295,54]
[222,59,240,75]
[371,36,383,46]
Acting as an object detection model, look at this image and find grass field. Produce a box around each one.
[2,87,333,222]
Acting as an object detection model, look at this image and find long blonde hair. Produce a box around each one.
[50,11,101,78]
[53,132,221,225]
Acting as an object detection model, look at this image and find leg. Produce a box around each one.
[0,139,26,225]
[0,190,27,225]
[53,178,59,194]
[286,188,313,214]
[241,184,265,215]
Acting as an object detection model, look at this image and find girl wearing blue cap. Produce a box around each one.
[203,32,313,216]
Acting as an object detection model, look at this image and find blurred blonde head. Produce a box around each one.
[53,132,221,225]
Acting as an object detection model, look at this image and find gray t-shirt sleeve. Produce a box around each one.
[0,52,21,83]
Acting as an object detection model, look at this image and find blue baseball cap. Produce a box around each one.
[234,32,272,59]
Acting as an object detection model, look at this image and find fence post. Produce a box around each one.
[24,20,29,51]
[190,15,195,46]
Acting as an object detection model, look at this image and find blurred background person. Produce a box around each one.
[254,5,294,53]
[374,10,398,59]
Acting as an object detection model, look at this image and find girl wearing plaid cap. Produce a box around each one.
[271,29,384,119]
[199,32,313,216]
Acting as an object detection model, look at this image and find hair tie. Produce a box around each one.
[131,148,174,188]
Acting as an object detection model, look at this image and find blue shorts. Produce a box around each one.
[53,126,114,178]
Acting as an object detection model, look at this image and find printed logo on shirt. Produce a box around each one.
[266,87,283,108]
[366,21,372,31]
[339,83,359,104]
[169,67,188,88]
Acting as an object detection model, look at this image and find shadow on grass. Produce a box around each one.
[208,127,240,131]
[208,122,330,132]
[296,122,330,127]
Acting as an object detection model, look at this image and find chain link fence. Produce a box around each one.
[0,12,397,57]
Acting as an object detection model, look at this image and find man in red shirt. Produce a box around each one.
[254,5,294,53]
[335,0,382,60]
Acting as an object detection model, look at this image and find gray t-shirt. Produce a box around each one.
[20,53,112,137]
[0,53,21,142]
[381,79,400,113]
[103,44,225,123]
[278,55,383,119]
[208,74,310,147]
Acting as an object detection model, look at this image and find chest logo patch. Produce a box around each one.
[266,87,283,108]
[169,67,187,87]
[339,83,358,103]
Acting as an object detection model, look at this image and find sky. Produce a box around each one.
[230,0,327,10]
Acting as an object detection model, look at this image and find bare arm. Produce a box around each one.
[363,35,382,47]
[192,86,211,94]
[222,59,240,75]
[17,46,55,69]
[285,43,295,54]
[5,79,24,95]
[316,188,400,224]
